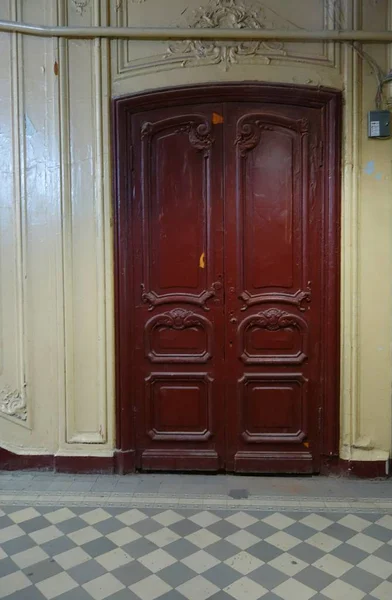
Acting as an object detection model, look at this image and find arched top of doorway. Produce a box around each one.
[113,81,341,115]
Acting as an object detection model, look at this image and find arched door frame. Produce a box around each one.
[112,82,341,474]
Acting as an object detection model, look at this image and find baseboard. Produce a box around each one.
[0,446,390,477]
[0,447,115,474]
[54,455,115,474]
[321,455,390,478]
[234,451,313,474]
[0,447,53,471]
[140,449,220,472]
[114,450,136,474]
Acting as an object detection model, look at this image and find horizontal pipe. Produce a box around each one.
[0,20,392,42]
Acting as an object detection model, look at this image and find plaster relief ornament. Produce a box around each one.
[167,0,286,71]
[0,387,27,421]
[71,0,91,15]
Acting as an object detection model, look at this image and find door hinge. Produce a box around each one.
[318,406,323,432]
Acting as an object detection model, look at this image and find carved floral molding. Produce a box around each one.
[116,0,339,78]
[71,0,91,15]
[167,0,285,71]
[147,308,205,330]
[243,308,305,331]
[0,387,27,421]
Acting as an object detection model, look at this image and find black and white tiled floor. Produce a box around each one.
[0,473,392,599]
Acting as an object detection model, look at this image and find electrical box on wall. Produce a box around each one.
[368,110,390,139]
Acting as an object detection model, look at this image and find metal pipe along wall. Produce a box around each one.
[0,20,391,42]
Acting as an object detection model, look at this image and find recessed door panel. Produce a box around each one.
[145,309,213,363]
[139,115,221,310]
[238,308,308,365]
[145,373,213,441]
[238,373,308,444]
[234,114,310,312]
[238,125,296,291]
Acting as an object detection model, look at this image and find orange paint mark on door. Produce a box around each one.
[212,112,224,124]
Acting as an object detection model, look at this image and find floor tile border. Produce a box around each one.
[0,491,391,513]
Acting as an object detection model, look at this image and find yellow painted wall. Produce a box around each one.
[0,0,391,465]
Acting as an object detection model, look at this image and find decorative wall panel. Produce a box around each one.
[113,0,341,79]
[0,0,28,427]
[0,0,63,451]
[60,0,113,446]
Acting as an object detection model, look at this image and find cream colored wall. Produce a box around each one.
[0,0,114,457]
[0,0,391,464]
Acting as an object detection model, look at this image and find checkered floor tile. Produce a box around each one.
[1,499,392,599]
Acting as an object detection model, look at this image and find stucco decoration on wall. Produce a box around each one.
[116,0,148,10]
[0,387,27,421]
[71,0,91,15]
[166,0,285,71]
[115,0,340,79]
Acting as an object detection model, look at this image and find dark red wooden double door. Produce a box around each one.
[114,85,340,473]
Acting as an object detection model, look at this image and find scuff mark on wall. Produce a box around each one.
[364,160,375,175]
[364,160,383,181]
[24,115,37,138]
[353,436,375,450]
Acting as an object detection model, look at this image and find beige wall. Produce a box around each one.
[0,0,391,465]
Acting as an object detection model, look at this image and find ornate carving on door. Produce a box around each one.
[238,308,308,365]
[144,308,213,363]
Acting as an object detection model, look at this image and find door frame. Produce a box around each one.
[112,82,341,474]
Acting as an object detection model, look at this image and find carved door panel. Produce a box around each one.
[224,103,323,473]
[130,105,226,471]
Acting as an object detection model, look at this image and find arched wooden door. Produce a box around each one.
[113,84,341,474]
